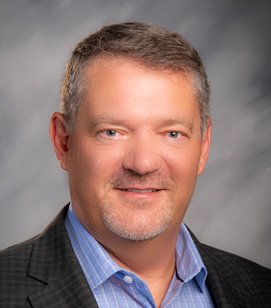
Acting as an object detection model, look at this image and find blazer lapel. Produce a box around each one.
[202,254,235,308]
[190,229,237,308]
[26,206,99,308]
[28,266,98,308]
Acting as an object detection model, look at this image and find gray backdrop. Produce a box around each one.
[1,0,270,268]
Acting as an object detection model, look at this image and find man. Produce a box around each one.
[0,22,270,308]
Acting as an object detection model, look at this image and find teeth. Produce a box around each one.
[125,189,157,193]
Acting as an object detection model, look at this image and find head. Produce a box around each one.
[50,22,211,245]
[61,22,210,134]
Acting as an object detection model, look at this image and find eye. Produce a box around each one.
[96,129,122,141]
[165,130,189,144]
[95,127,128,143]
[104,129,117,137]
[168,131,180,138]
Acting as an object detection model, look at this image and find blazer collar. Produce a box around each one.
[27,205,98,308]
[189,228,240,308]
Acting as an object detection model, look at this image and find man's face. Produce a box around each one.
[59,57,210,242]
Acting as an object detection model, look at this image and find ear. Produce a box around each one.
[197,118,212,175]
[49,112,70,171]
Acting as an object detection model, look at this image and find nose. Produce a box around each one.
[122,134,162,175]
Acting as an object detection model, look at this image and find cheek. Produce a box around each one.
[68,142,124,182]
[165,146,201,175]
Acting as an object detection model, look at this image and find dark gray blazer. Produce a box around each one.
[1,205,270,307]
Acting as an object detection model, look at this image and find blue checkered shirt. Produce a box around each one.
[65,206,215,307]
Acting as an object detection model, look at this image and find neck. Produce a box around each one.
[103,230,178,272]
[98,225,180,307]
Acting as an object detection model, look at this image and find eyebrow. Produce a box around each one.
[158,118,195,133]
[90,116,195,133]
[90,116,123,129]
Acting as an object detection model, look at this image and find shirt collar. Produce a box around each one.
[65,205,208,292]
[175,224,208,292]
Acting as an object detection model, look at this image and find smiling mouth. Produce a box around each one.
[118,188,160,193]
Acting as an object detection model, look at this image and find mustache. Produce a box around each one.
[110,170,174,189]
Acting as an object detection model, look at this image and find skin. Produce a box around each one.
[50,57,211,306]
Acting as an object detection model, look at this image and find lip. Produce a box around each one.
[118,188,160,193]
[114,186,164,196]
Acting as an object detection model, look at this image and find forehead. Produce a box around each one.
[78,56,200,130]
[84,55,196,99]
[85,54,197,84]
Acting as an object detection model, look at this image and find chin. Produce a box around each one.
[102,214,171,242]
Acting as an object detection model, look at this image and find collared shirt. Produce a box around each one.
[65,206,215,307]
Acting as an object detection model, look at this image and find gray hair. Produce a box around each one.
[61,22,210,133]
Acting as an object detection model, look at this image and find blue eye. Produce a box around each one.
[105,129,117,137]
[168,131,180,138]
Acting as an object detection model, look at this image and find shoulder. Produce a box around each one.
[0,206,69,304]
[0,205,68,264]
[0,235,44,305]
[200,242,271,306]
[0,205,69,267]
[0,235,38,274]
[201,242,271,278]
[187,227,271,306]
[188,227,271,281]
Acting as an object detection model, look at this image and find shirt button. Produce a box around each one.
[123,275,133,284]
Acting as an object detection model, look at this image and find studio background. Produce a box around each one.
[1,0,270,268]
